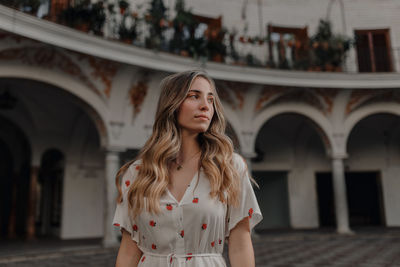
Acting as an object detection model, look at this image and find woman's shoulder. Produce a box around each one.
[232,152,248,172]
[122,159,142,183]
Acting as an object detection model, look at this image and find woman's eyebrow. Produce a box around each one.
[188,89,214,96]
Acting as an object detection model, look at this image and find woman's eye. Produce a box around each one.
[208,98,214,103]
[188,94,198,99]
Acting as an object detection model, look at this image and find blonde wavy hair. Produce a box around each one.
[116,70,241,218]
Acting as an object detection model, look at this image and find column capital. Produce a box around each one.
[104,146,126,154]
[241,152,257,159]
[330,153,348,160]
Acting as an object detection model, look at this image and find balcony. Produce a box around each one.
[1,0,400,74]
[1,1,400,90]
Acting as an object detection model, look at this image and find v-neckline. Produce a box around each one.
[166,170,199,205]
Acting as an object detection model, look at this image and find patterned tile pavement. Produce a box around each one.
[1,228,400,267]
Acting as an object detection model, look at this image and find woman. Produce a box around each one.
[113,70,262,267]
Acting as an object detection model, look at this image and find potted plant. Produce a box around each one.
[89,1,106,36]
[118,0,129,15]
[206,27,227,62]
[169,0,196,56]
[118,14,140,44]
[145,0,168,50]
[58,1,91,32]
[309,19,353,71]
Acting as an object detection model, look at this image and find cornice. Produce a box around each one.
[1,5,400,89]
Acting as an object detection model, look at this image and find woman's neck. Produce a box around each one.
[179,131,201,161]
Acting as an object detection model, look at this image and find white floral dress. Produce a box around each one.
[112,153,263,267]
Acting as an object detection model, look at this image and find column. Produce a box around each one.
[103,149,121,247]
[331,156,352,234]
[26,166,39,240]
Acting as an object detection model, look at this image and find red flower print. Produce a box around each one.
[125,180,130,187]
[135,165,140,170]
[132,224,138,231]
[211,241,215,247]
[248,208,254,218]
[192,197,199,203]
[152,244,157,250]
[113,223,120,227]
[186,253,193,261]
[149,220,156,227]
[141,256,145,262]
[219,239,222,245]
[180,230,184,238]
[166,204,173,211]
[202,223,207,230]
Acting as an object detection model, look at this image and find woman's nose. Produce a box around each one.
[200,98,210,110]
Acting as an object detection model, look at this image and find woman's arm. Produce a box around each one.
[228,217,255,267]
[115,229,143,267]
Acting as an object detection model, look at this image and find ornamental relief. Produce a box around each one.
[0,32,119,101]
[129,74,149,119]
[346,89,400,115]
[255,85,338,115]
[215,80,249,110]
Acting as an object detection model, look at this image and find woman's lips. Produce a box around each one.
[195,115,209,120]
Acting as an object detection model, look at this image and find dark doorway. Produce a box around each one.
[0,139,14,238]
[252,171,290,230]
[316,173,336,228]
[0,116,31,240]
[37,149,64,237]
[346,172,384,226]
[316,172,384,228]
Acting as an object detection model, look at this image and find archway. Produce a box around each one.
[253,112,331,230]
[0,77,106,240]
[345,113,400,227]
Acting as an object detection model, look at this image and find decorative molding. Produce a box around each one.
[129,71,149,118]
[311,88,338,114]
[255,86,283,112]
[0,45,104,97]
[109,121,124,140]
[256,86,338,115]
[346,89,400,115]
[77,54,119,98]
[0,32,120,100]
[216,80,249,110]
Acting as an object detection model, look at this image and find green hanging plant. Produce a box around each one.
[309,19,353,71]
[145,0,168,50]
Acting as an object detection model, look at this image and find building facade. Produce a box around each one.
[1,0,400,247]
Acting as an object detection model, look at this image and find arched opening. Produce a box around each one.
[0,77,106,241]
[0,115,31,240]
[253,113,330,230]
[345,113,400,227]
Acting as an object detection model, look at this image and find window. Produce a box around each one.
[267,24,308,69]
[355,29,393,72]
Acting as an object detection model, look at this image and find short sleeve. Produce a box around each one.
[225,153,263,237]
[112,162,140,243]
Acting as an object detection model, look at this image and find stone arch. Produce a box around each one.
[220,102,243,148]
[344,102,400,147]
[0,65,109,147]
[252,103,334,156]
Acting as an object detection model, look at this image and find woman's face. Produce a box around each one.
[177,77,215,135]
